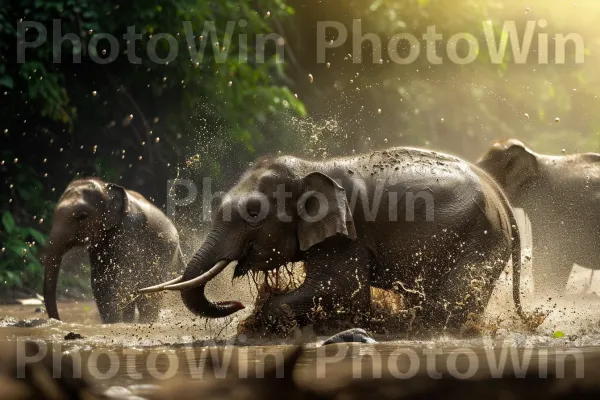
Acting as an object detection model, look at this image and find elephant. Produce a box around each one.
[477,139,600,295]
[42,178,184,323]
[143,148,526,333]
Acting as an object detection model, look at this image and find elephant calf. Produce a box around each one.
[478,139,600,295]
[144,148,526,333]
[42,178,184,323]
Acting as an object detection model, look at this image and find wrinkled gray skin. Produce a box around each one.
[478,139,600,295]
[173,147,525,332]
[42,178,184,323]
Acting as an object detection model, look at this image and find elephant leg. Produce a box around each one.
[120,301,135,322]
[90,258,122,323]
[419,246,508,334]
[92,280,121,323]
[136,294,161,323]
[263,238,372,328]
[531,251,572,296]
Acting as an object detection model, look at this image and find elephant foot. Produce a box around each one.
[256,303,298,337]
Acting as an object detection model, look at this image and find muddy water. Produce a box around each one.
[3,268,600,396]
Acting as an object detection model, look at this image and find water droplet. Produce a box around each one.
[155,137,160,143]
[92,91,97,96]
[265,11,271,18]
[377,109,382,114]
[228,81,233,87]
[13,158,18,164]
[555,117,560,123]
[128,114,134,120]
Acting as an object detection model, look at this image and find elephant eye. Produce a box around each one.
[243,197,265,223]
[75,211,89,221]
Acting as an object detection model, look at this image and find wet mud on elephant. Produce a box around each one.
[144,148,527,333]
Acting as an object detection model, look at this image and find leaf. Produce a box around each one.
[552,331,565,339]
[27,228,47,246]
[2,212,16,233]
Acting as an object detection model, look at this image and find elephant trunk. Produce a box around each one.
[42,236,70,320]
[179,231,245,318]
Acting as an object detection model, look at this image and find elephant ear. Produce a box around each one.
[104,183,128,230]
[297,172,356,251]
[503,141,538,190]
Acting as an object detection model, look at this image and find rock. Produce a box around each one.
[104,386,132,398]
[64,332,84,340]
[15,298,43,306]
[321,328,377,345]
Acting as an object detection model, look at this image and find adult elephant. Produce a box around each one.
[42,178,184,323]
[143,148,526,332]
[478,139,600,295]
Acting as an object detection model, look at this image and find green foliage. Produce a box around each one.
[0,154,53,292]
[0,211,46,291]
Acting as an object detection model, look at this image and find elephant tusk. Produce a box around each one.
[138,275,184,294]
[163,260,233,291]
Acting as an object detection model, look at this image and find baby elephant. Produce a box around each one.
[42,178,184,323]
[478,139,600,295]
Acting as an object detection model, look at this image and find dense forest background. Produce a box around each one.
[1,0,599,296]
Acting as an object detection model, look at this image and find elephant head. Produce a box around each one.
[43,178,128,320]
[477,139,539,207]
[142,158,356,318]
